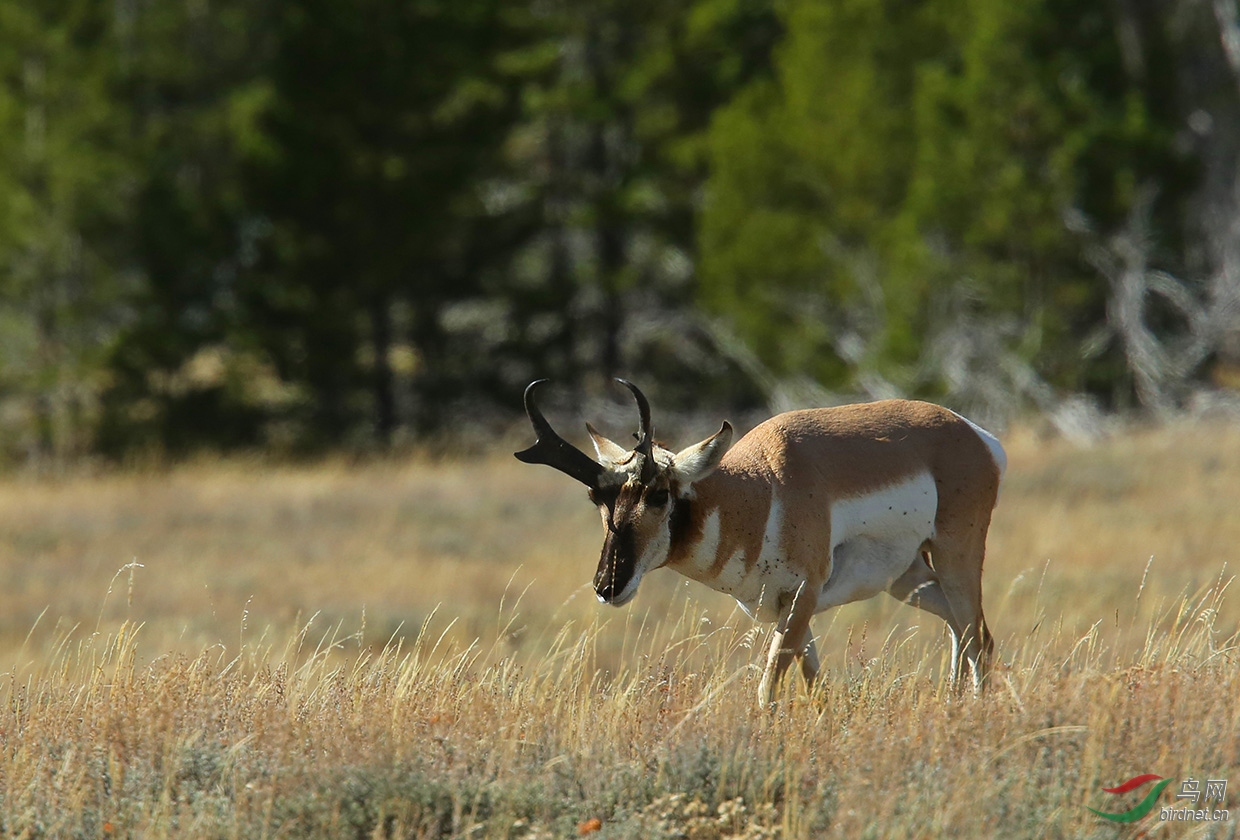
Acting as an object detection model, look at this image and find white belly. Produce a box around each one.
[683,473,938,622]
[818,472,937,611]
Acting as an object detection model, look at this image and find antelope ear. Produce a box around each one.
[586,422,630,467]
[670,422,733,484]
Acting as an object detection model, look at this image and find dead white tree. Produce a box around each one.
[1083,183,1240,416]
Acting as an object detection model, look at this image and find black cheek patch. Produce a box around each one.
[668,497,693,545]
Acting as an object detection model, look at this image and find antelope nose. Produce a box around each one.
[593,571,618,602]
[594,565,633,604]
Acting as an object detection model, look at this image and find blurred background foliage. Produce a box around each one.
[2,0,1239,462]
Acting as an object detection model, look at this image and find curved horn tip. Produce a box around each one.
[612,378,651,413]
[522,379,552,418]
[613,379,655,481]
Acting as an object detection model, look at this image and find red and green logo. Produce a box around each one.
[1089,774,1173,823]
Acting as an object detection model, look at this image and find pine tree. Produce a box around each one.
[699,0,1190,403]
[0,0,134,461]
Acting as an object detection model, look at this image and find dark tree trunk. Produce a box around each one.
[546,119,580,390]
[410,299,445,434]
[370,295,396,445]
[597,219,624,380]
[583,20,631,382]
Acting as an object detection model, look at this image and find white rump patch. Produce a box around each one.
[951,410,1007,478]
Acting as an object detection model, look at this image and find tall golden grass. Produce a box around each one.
[1,420,1238,838]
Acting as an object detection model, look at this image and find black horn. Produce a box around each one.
[514,380,604,489]
[615,378,656,482]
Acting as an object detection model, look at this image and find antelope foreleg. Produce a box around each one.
[758,581,819,705]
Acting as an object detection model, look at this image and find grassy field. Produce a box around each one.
[1,419,1238,838]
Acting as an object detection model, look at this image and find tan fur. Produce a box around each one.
[526,388,1004,706]
[664,401,1002,702]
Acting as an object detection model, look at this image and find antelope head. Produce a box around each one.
[515,379,732,606]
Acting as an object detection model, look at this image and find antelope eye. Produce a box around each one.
[646,487,670,507]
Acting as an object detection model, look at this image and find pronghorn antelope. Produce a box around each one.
[515,379,1006,704]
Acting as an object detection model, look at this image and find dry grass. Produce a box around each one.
[1,420,1239,838]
